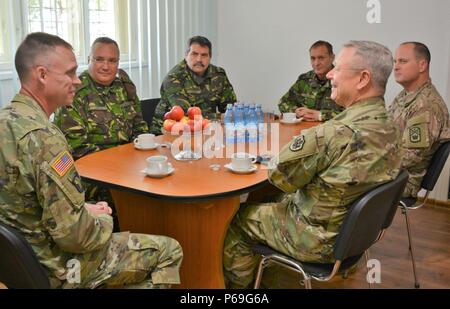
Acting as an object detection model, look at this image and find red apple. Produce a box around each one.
[170,106,185,121]
[164,111,172,120]
[187,106,202,120]
[163,119,176,132]
[188,119,202,132]
[201,118,210,129]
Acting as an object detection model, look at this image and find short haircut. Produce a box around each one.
[343,40,393,93]
[91,37,120,55]
[310,40,334,55]
[401,41,431,65]
[15,32,73,83]
[186,36,212,56]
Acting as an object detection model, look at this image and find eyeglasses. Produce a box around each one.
[91,57,119,65]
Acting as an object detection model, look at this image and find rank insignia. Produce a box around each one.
[290,135,305,152]
[409,127,421,143]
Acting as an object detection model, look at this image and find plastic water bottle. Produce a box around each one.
[235,104,246,143]
[224,104,235,145]
[247,104,258,143]
[256,104,265,141]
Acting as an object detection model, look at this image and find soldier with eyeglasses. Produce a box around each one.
[54,37,148,231]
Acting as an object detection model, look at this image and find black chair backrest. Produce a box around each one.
[140,98,160,129]
[0,222,50,288]
[421,141,450,191]
[333,170,409,261]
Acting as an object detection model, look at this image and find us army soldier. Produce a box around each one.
[0,32,182,288]
[223,41,402,288]
[389,42,450,198]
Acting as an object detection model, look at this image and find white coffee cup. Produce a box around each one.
[282,112,297,122]
[146,155,169,174]
[231,152,256,171]
[134,133,156,148]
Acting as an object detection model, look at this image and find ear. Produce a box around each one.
[36,66,47,84]
[356,69,371,90]
[418,59,428,73]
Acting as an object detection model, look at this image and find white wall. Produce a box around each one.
[217,0,450,201]
[217,0,450,111]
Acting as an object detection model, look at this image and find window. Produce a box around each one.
[27,0,83,57]
[0,0,11,64]
[0,0,217,107]
[24,0,129,59]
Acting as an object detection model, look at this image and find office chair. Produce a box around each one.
[0,222,50,288]
[140,98,160,129]
[252,170,409,289]
[399,140,450,288]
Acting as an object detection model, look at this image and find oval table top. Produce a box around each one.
[75,121,319,202]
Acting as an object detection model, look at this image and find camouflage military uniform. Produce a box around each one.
[389,80,450,198]
[224,97,402,288]
[0,94,182,288]
[54,69,148,159]
[152,59,237,134]
[278,70,343,121]
[54,69,148,215]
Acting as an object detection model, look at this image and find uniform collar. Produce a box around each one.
[398,79,432,107]
[81,70,121,96]
[182,59,212,84]
[11,93,50,121]
[309,69,332,88]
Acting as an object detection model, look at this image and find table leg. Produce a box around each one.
[110,189,240,289]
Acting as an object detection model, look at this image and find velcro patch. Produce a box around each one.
[409,126,421,143]
[51,151,74,177]
[290,135,305,151]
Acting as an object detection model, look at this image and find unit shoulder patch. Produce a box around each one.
[409,126,421,143]
[290,135,305,152]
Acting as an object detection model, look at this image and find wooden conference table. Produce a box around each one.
[76,120,318,288]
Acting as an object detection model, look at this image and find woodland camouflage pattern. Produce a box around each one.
[152,59,237,134]
[0,95,182,288]
[54,69,148,208]
[54,69,148,160]
[223,97,402,288]
[389,80,450,198]
[278,70,343,121]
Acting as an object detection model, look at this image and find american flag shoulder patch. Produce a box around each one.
[51,151,74,177]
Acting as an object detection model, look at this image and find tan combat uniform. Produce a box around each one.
[223,97,402,288]
[389,80,450,198]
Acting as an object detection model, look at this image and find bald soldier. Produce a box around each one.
[279,40,343,122]
[389,42,450,198]
[0,32,182,288]
[152,36,237,134]
[223,41,402,288]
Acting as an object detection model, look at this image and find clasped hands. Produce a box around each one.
[85,201,113,216]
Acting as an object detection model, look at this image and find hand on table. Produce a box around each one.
[295,107,322,121]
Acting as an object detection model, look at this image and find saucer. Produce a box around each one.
[224,163,257,174]
[280,118,303,125]
[142,164,174,178]
[135,143,159,150]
